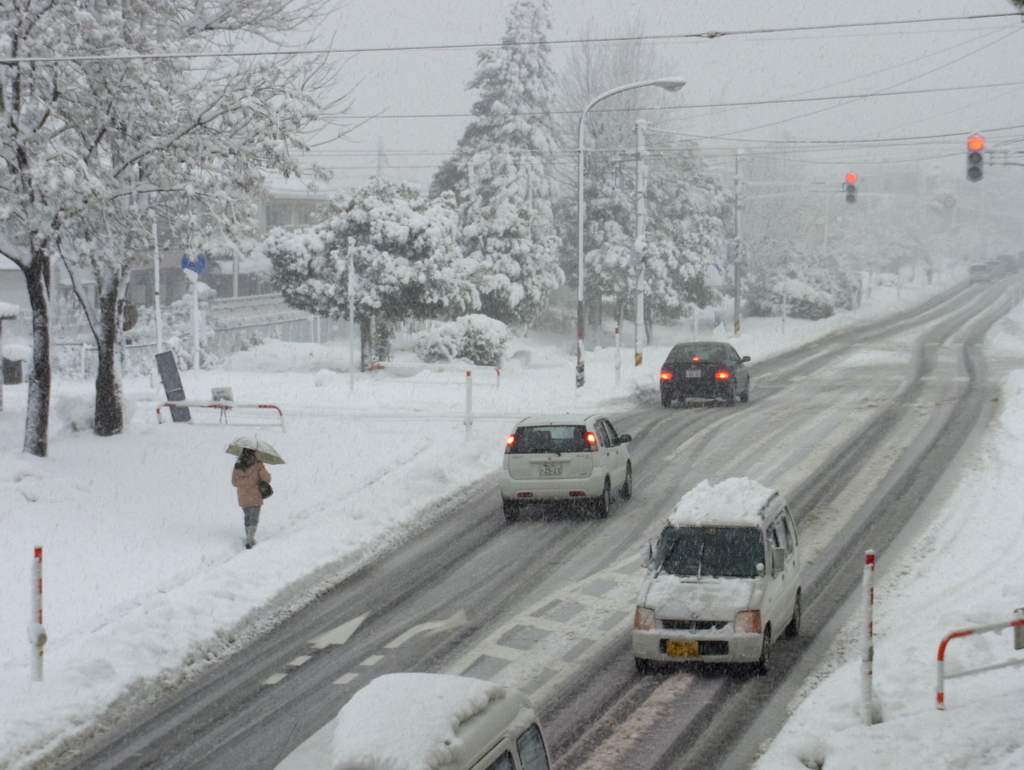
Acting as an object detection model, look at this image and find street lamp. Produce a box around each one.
[576,77,686,388]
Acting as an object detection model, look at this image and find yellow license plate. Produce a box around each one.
[665,641,699,657]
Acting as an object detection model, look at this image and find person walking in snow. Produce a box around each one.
[231,448,271,549]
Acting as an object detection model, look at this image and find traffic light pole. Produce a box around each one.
[635,120,647,367]
[734,151,743,336]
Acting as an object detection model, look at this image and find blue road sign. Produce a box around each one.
[181,253,207,274]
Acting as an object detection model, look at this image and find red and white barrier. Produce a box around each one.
[156,401,286,431]
[861,550,875,725]
[465,371,473,440]
[30,547,46,681]
[936,611,1024,710]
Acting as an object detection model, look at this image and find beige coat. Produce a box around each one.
[232,462,272,507]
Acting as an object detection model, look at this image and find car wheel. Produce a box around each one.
[785,590,801,638]
[620,463,633,500]
[594,478,611,519]
[756,626,772,675]
[740,383,750,403]
[635,657,656,674]
[660,390,672,408]
[502,500,520,523]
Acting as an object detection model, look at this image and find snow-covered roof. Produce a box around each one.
[667,478,778,528]
[330,673,522,770]
[0,301,19,319]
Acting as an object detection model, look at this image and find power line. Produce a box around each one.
[1,12,1020,65]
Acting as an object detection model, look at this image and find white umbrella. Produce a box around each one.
[226,436,286,465]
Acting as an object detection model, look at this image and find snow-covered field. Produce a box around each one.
[1,271,1019,770]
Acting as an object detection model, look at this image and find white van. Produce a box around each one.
[632,478,801,674]
[275,673,550,770]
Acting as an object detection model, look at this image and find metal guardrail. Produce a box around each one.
[936,609,1024,710]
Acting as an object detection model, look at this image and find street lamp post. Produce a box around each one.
[576,77,686,388]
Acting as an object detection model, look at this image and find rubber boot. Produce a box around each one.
[245,525,257,549]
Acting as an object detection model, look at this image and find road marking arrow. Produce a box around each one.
[385,610,468,649]
[309,614,368,650]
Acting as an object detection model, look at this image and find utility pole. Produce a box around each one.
[634,119,648,367]
[733,150,743,336]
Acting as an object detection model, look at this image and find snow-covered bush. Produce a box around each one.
[126,284,219,372]
[745,277,835,320]
[414,315,511,367]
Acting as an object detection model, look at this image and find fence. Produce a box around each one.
[936,609,1024,710]
[52,313,352,379]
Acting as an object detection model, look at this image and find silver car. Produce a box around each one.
[499,414,633,522]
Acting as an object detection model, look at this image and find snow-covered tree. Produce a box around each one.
[431,0,563,325]
[0,0,342,451]
[554,22,728,334]
[266,178,480,369]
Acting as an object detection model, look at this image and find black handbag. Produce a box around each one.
[258,479,274,499]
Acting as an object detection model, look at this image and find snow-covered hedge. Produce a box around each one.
[746,277,835,320]
[414,314,510,367]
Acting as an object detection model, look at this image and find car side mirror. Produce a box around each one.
[618,434,632,444]
[642,541,653,568]
[772,547,786,575]
[741,355,751,363]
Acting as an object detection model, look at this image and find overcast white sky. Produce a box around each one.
[297,1,1024,197]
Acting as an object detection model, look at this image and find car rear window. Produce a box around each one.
[666,344,730,363]
[653,526,764,578]
[509,425,589,454]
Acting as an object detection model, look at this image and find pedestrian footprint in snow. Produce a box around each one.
[231,448,272,549]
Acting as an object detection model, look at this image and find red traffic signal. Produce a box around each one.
[843,173,857,204]
[967,135,984,182]
[845,172,858,184]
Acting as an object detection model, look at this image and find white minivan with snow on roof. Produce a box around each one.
[632,478,801,674]
[274,673,550,770]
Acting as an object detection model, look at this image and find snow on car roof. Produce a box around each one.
[516,413,597,427]
[331,673,508,770]
[667,478,778,528]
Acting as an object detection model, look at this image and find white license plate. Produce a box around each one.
[540,463,563,476]
[686,369,702,378]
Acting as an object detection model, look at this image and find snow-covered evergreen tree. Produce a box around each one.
[431,0,563,326]
[266,178,480,369]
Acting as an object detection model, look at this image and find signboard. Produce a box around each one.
[155,351,191,422]
[181,253,207,275]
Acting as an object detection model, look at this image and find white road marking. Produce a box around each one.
[288,656,311,667]
[664,412,744,462]
[360,655,384,666]
[385,610,468,649]
[262,673,287,686]
[308,613,368,650]
[334,673,359,685]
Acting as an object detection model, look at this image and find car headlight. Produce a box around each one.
[735,610,761,633]
[634,606,656,630]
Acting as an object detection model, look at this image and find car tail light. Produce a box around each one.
[569,491,587,497]
[506,434,516,446]
[517,492,534,498]
[586,432,598,450]
[735,610,761,633]
[634,606,656,630]
[660,371,673,380]
[691,356,701,361]
[715,370,730,380]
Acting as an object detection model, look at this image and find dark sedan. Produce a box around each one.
[659,342,750,407]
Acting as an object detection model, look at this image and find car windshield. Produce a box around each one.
[509,425,589,454]
[653,526,764,578]
[667,344,731,363]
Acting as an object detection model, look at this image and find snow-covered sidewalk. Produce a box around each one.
[0,274,988,770]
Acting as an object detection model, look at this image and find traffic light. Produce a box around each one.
[967,135,984,182]
[844,172,857,204]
